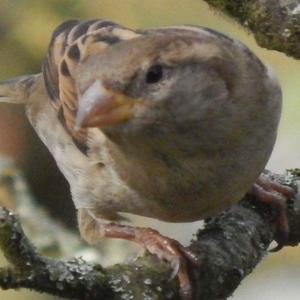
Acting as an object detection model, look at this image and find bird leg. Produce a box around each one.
[249,174,295,250]
[78,208,198,299]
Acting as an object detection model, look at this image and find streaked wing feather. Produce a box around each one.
[42,19,140,154]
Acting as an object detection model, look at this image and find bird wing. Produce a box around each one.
[42,19,140,154]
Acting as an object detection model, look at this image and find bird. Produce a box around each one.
[0,19,294,298]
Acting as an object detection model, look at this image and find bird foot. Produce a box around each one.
[250,174,295,250]
[135,227,199,299]
[86,219,198,299]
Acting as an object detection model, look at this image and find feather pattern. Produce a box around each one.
[42,19,260,155]
[42,19,140,153]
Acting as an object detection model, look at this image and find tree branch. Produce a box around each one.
[0,163,299,299]
[203,0,300,59]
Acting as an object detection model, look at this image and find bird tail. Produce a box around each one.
[0,74,39,104]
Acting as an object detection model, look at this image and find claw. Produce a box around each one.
[78,209,197,299]
[250,174,295,250]
[135,228,195,299]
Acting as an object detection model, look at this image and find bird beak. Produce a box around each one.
[75,80,136,129]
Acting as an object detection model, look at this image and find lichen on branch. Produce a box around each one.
[204,0,300,59]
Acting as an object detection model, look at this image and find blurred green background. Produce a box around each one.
[0,0,299,299]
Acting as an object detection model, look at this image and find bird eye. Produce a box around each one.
[145,65,163,84]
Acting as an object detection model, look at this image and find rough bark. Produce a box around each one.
[204,0,300,59]
[0,163,299,299]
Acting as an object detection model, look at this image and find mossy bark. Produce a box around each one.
[204,0,300,59]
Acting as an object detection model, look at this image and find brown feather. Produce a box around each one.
[42,19,140,153]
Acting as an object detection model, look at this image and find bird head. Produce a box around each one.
[75,30,275,150]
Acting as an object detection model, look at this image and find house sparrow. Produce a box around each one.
[0,19,294,298]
